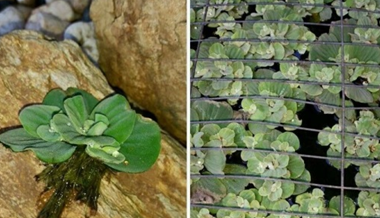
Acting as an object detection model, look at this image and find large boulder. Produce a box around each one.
[0,30,186,218]
[90,0,186,144]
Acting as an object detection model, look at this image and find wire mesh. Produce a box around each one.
[190,0,380,217]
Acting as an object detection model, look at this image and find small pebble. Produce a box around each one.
[64,21,98,62]
[26,11,69,39]
[15,4,33,21]
[31,0,75,22]
[64,21,93,43]
[82,37,98,63]
[1,0,97,63]
[0,6,24,35]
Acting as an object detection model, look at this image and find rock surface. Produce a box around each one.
[15,4,33,21]
[64,21,98,62]
[25,12,70,40]
[0,6,25,35]
[0,30,186,218]
[90,0,187,144]
[31,0,75,22]
[66,0,91,14]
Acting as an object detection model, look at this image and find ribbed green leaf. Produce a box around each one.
[90,94,136,144]
[0,128,75,163]
[19,105,61,137]
[64,95,88,133]
[106,115,161,173]
[42,89,67,111]
[32,142,76,163]
[65,87,99,113]
[86,145,125,164]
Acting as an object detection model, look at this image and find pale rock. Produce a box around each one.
[82,37,99,62]
[32,0,75,22]
[26,12,70,39]
[64,21,98,62]
[90,0,187,144]
[17,0,35,6]
[15,5,33,21]
[0,6,24,35]
[0,30,186,218]
[45,0,90,14]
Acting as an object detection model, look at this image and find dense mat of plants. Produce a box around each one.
[190,0,380,217]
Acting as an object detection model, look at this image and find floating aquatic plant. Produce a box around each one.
[356,191,380,216]
[0,88,161,218]
[241,130,311,200]
[318,110,380,169]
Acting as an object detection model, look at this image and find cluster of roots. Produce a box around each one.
[36,146,108,218]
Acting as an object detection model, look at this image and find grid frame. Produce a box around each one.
[190,0,380,217]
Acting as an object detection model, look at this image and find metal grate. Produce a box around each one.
[190,0,380,217]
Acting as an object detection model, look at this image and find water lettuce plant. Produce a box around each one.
[193,42,254,105]
[288,189,355,217]
[241,130,311,201]
[191,122,251,175]
[355,163,380,188]
[0,88,161,218]
[241,79,305,129]
[356,191,380,216]
[308,19,380,105]
[332,0,380,20]
[318,110,380,169]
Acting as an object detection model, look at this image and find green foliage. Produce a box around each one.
[191,122,251,174]
[241,130,310,200]
[241,81,304,130]
[328,195,356,216]
[356,191,380,216]
[191,208,216,218]
[218,188,290,218]
[191,100,238,178]
[303,17,380,105]
[350,17,380,44]
[332,0,380,20]
[289,189,356,217]
[318,111,380,169]
[190,1,380,217]
[290,188,326,215]
[355,163,380,188]
[0,88,160,173]
[193,42,253,105]
[306,19,380,106]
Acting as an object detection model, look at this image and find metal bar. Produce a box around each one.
[191,119,380,141]
[191,147,380,164]
[190,57,380,68]
[190,204,380,218]
[190,78,380,90]
[338,0,347,216]
[191,19,380,31]
[190,0,211,79]
[191,174,380,193]
[190,95,380,110]
[191,1,380,15]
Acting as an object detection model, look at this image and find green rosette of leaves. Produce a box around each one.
[0,87,160,172]
[0,88,161,218]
